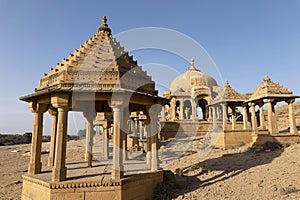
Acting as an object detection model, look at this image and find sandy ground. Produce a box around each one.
[0,138,300,200]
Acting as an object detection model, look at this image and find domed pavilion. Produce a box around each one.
[162,59,219,122]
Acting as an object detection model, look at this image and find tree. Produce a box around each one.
[77,128,96,138]
[22,132,32,144]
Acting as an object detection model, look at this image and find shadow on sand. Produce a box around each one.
[154,141,284,199]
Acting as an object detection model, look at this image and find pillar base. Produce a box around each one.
[123,151,128,161]
[111,168,124,180]
[28,162,42,175]
[103,155,109,160]
[52,167,67,182]
[151,158,159,171]
[146,152,151,168]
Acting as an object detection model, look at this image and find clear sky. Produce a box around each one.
[0,0,300,134]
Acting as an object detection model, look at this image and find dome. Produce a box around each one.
[170,59,218,93]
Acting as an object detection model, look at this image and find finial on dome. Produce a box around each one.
[98,16,111,34]
[190,58,196,70]
[264,75,270,82]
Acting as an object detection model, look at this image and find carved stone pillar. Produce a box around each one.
[48,107,58,167]
[95,125,101,135]
[179,99,184,120]
[138,119,144,150]
[102,123,109,160]
[84,110,96,167]
[142,110,151,168]
[212,106,217,130]
[150,106,161,171]
[264,99,278,135]
[191,100,197,120]
[218,106,222,120]
[287,99,297,134]
[28,102,48,175]
[231,106,236,130]
[111,102,124,180]
[145,124,151,168]
[243,105,249,130]
[52,107,69,181]
[132,117,139,147]
[258,103,265,129]
[144,104,161,171]
[249,102,257,133]
[221,103,228,130]
[170,98,176,121]
[207,106,212,122]
[122,111,129,162]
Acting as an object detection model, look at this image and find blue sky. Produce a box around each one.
[0,0,300,134]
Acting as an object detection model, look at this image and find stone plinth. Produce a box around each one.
[160,121,211,139]
[252,133,300,148]
[221,130,253,149]
[22,171,163,200]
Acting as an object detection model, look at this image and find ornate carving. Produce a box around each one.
[36,18,157,96]
[212,80,246,103]
[249,75,294,101]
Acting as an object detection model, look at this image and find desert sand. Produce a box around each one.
[0,138,299,200]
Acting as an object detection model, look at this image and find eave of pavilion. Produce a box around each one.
[245,94,300,104]
[20,87,168,112]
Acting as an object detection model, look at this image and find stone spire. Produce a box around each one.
[225,80,229,86]
[98,16,111,34]
[264,75,271,82]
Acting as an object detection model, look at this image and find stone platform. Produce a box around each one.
[160,121,211,139]
[22,160,163,200]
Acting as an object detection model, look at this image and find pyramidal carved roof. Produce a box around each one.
[212,80,247,104]
[37,16,156,95]
[248,76,295,101]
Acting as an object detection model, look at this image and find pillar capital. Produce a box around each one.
[110,100,125,111]
[263,98,274,103]
[57,107,69,113]
[48,106,58,116]
[221,103,227,107]
[258,102,264,107]
[28,101,48,114]
[248,102,255,107]
[83,109,96,122]
[102,122,108,129]
[51,93,70,109]
[285,98,295,104]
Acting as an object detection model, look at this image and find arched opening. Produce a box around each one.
[183,100,192,119]
[197,99,208,120]
[197,107,203,120]
[175,101,180,120]
[164,103,170,121]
